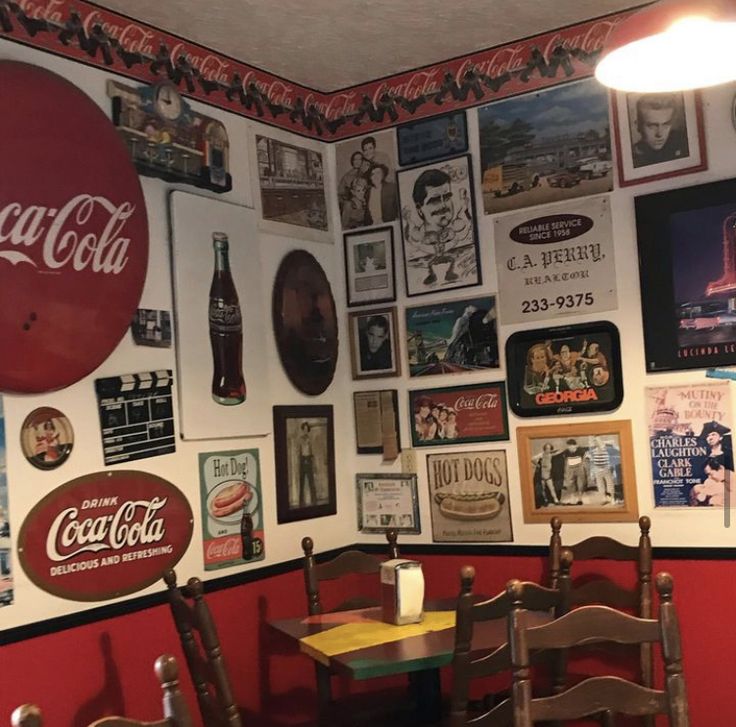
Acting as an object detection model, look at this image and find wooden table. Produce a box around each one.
[269,603,550,723]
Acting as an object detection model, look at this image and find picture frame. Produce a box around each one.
[273,405,336,524]
[272,249,338,395]
[356,473,420,534]
[636,178,736,372]
[353,389,401,456]
[516,420,638,523]
[505,321,623,417]
[405,295,499,377]
[250,126,333,244]
[612,90,707,187]
[409,382,508,448]
[397,153,482,297]
[426,449,513,542]
[397,111,469,167]
[477,78,613,216]
[343,226,396,307]
[348,306,401,380]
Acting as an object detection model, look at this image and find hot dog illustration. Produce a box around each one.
[210,481,252,518]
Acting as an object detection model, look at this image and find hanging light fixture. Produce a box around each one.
[595,0,736,92]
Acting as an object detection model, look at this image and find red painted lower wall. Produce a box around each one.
[1,553,734,726]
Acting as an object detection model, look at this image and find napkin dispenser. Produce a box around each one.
[380,558,424,625]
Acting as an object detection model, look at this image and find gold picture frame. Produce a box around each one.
[516,420,638,524]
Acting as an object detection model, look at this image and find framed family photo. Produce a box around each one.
[505,321,623,417]
[273,405,336,524]
[348,307,401,380]
[356,474,420,534]
[636,178,736,372]
[343,226,396,307]
[397,154,481,297]
[516,420,638,523]
[612,90,706,187]
[409,382,508,447]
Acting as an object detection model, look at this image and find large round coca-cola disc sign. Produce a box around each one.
[0,62,148,393]
[17,470,193,602]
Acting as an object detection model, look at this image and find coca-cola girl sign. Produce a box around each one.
[0,62,148,393]
[408,382,508,448]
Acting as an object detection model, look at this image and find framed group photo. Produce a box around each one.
[612,90,706,187]
[273,405,336,523]
[348,307,401,380]
[343,226,396,307]
[397,154,481,297]
[636,178,736,372]
[356,474,420,534]
[516,420,638,523]
[505,321,623,417]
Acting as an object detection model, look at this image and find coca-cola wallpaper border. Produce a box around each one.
[0,1,634,139]
[409,381,509,448]
[17,470,194,602]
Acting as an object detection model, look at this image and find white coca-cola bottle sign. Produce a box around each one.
[0,62,148,393]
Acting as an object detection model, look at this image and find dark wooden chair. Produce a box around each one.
[448,565,565,727]
[301,530,405,726]
[509,573,689,727]
[162,569,242,727]
[11,655,193,727]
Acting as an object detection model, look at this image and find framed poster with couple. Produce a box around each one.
[397,154,481,297]
[273,405,336,524]
[516,420,638,523]
[612,90,706,187]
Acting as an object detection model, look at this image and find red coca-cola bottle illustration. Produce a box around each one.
[209,232,246,405]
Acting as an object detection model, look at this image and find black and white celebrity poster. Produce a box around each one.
[493,196,617,324]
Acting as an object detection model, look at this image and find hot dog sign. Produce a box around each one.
[198,449,265,570]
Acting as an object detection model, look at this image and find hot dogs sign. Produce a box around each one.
[199,449,265,570]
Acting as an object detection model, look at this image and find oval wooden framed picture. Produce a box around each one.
[272,250,338,395]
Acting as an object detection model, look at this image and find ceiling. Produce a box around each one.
[94,0,644,92]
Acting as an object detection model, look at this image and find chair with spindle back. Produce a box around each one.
[301,530,405,726]
[12,655,193,727]
[509,573,689,727]
[448,565,565,727]
[162,569,242,727]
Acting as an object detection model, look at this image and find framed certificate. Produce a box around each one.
[356,474,420,534]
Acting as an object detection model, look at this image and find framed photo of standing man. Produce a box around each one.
[273,405,336,523]
[612,90,706,187]
[348,307,401,380]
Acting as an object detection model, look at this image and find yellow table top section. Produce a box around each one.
[299,610,456,660]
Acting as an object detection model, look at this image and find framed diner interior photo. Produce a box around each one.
[410,381,508,447]
[273,405,336,524]
[516,420,638,524]
[356,473,420,534]
[343,226,396,307]
[505,320,623,417]
[612,90,706,187]
[348,306,401,380]
[636,178,736,372]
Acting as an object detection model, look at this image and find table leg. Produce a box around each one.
[408,668,442,724]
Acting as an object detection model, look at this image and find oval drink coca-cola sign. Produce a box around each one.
[17,471,193,602]
[0,62,148,393]
[509,214,593,244]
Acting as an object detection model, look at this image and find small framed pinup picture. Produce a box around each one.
[406,295,499,377]
[636,178,736,372]
[273,405,336,524]
[348,306,401,380]
[612,90,706,187]
[397,154,481,297]
[516,420,638,523]
[356,474,420,534]
[409,382,508,448]
[343,226,396,307]
[505,321,623,417]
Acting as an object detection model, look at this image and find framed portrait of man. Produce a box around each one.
[348,307,401,380]
[397,154,481,297]
[612,90,706,187]
[273,405,336,524]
